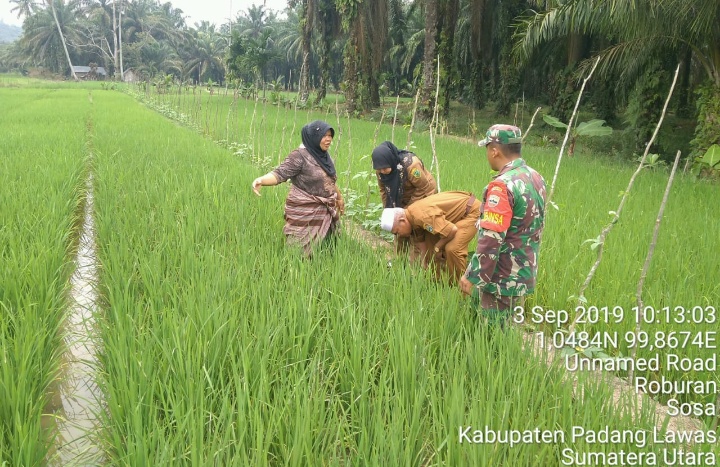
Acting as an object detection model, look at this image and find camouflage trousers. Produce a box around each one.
[472,291,524,328]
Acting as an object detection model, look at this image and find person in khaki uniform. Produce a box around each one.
[380,191,480,284]
[372,141,437,254]
[372,141,437,209]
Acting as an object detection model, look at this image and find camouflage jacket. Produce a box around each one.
[464,158,546,296]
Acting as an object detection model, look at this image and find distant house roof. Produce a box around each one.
[72,65,107,76]
[122,69,140,82]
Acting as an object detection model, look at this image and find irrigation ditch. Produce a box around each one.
[45,107,104,466]
[52,173,103,465]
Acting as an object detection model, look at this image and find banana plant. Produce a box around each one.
[543,115,613,156]
[693,144,720,178]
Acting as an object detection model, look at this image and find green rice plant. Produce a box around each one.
[131,81,719,426]
[83,89,705,464]
[0,88,89,464]
[4,79,716,464]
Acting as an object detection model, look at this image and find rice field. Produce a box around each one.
[1,80,718,465]
[0,89,88,464]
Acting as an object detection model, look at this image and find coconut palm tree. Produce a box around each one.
[181,27,226,84]
[515,0,719,87]
[49,0,78,79]
[290,0,314,104]
[236,4,275,39]
[20,0,80,77]
[10,0,40,20]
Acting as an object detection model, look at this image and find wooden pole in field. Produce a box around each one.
[629,150,681,382]
[569,64,681,333]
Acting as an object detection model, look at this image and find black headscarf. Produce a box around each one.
[301,120,336,176]
[372,141,412,208]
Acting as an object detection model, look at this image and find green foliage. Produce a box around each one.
[549,66,576,123]
[152,74,175,93]
[344,169,386,233]
[700,144,720,167]
[692,144,720,179]
[268,76,285,103]
[576,119,614,137]
[624,61,667,155]
[543,114,613,155]
[690,83,720,163]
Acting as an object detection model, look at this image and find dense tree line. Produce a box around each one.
[2,0,718,161]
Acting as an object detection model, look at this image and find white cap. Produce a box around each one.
[380,208,404,232]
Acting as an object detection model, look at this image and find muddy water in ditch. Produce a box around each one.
[47,178,104,466]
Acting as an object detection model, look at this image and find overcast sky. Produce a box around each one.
[0,0,289,28]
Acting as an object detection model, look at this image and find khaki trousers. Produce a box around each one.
[423,201,481,284]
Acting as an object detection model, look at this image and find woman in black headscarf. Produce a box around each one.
[252,120,344,255]
[371,141,437,208]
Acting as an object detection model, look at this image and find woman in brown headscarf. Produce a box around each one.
[252,120,344,255]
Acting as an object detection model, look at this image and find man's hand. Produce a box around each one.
[433,245,444,263]
[459,276,474,296]
[414,241,429,268]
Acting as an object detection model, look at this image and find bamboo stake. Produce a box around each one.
[547,57,601,205]
[345,109,353,191]
[569,64,681,333]
[282,88,301,166]
[429,56,441,192]
[225,91,235,144]
[204,86,212,135]
[214,87,221,140]
[259,93,269,166]
[391,95,400,145]
[406,88,421,149]
[629,150,682,382]
[522,107,542,143]
[335,99,350,194]
[373,108,387,147]
[271,97,281,161]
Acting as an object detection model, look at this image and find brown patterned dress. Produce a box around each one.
[272,146,341,254]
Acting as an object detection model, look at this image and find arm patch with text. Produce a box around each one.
[480,182,512,232]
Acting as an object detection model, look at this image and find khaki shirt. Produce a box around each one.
[406,191,474,241]
[378,155,437,208]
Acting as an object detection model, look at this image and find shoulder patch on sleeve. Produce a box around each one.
[412,168,422,178]
[480,181,512,232]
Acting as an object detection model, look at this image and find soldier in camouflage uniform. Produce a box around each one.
[459,124,547,327]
